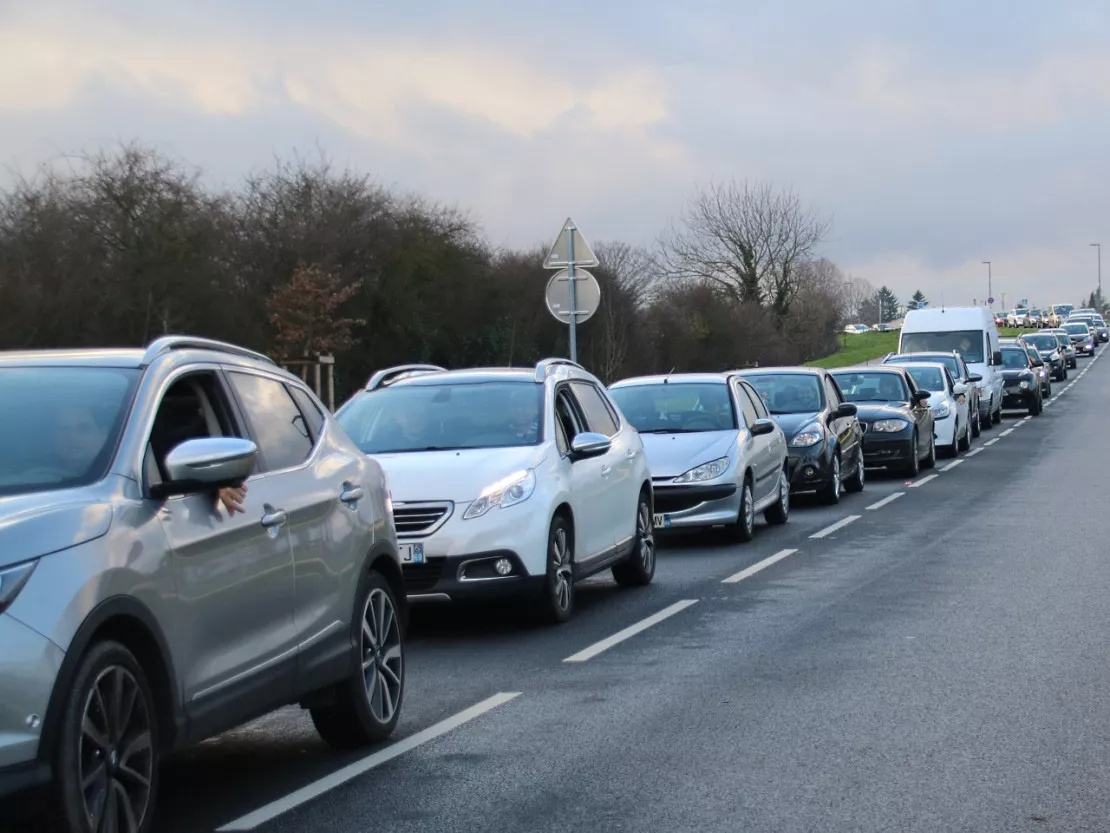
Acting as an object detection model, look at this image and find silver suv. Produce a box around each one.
[0,337,405,833]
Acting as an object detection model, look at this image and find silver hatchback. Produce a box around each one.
[0,337,406,833]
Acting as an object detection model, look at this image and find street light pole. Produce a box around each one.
[982,260,992,309]
[1091,243,1101,298]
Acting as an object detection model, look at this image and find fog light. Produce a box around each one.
[494,558,513,576]
[804,465,816,477]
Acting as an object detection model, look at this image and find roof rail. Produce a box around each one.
[141,336,275,367]
[534,358,584,382]
[365,364,446,391]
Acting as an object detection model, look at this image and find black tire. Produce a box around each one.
[539,514,575,623]
[921,431,937,469]
[971,407,982,438]
[843,449,865,493]
[764,467,790,525]
[1029,395,1043,417]
[613,491,656,586]
[730,476,756,543]
[820,453,842,505]
[1044,381,1052,399]
[312,570,405,748]
[56,640,160,833]
[904,433,921,477]
[958,419,971,452]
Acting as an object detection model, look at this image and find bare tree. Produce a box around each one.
[593,241,657,381]
[842,275,875,322]
[659,179,831,313]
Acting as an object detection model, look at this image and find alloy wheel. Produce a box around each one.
[637,501,655,575]
[551,525,573,613]
[780,471,790,514]
[743,483,755,533]
[79,666,154,833]
[361,587,403,725]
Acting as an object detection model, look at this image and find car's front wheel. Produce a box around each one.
[539,514,575,623]
[56,640,159,833]
[820,453,842,505]
[764,467,791,524]
[730,477,756,542]
[613,491,656,586]
[311,570,405,747]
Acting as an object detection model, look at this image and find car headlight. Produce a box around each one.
[673,456,730,483]
[463,469,537,519]
[789,424,823,448]
[1018,380,1030,389]
[932,401,951,418]
[871,419,909,433]
[0,560,37,615]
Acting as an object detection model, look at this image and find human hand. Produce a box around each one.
[217,484,248,515]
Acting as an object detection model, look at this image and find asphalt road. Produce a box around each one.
[7,351,1110,832]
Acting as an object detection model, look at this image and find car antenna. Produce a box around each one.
[663,366,676,384]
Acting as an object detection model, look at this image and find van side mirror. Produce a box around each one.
[992,351,1003,366]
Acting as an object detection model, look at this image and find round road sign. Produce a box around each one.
[545,268,601,324]
[987,296,995,304]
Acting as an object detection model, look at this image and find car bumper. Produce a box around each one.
[0,613,64,796]
[785,447,833,492]
[1001,387,1036,408]
[860,433,915,467]
[396,501,553,601]
[651,482,740,530]
[933,416,956,446]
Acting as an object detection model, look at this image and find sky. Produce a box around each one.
[3,0,1110,310]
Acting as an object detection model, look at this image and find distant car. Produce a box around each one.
[1017,332,1067,381]
[882,350,984,437]
[1093,316,1109,342]
[335,359,656,624]
[843,324,870,335]
[1045,329,1078,368]
[733,367,865,504]
[999,345,1044,415]
[870,323,895,332]
[894,362,973,456]
[829,366,937,476]
[1007,308,1032,328]
[609,372,789,540]
[1062,322,1096,356]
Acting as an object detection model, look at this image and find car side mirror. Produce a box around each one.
[913,390,931,404]
[835,402,858,418]
[750,418,776,437]
[966,374,983,383]
[569,432,611,460]
[992,350,1004,366]
[152,437,257,499]
[952,383,968,396]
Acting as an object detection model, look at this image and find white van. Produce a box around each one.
[898,306,1003,428]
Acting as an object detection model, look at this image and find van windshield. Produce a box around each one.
[900,330,985,364]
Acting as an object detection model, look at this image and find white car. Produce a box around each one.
[608,372,790,540]
[895,361,971,457]
[334,359,655,623]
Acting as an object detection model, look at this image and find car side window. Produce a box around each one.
[227,372,315,472]
[569,381,619,437]
[288,385,326,442]
[741,381,769,420]
[555,387,587,448]
[145,372,241,486]
[736,385,758,428]
[824,377,842,407]
[943,368,955,391]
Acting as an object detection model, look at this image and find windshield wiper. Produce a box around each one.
[639,428,710,434]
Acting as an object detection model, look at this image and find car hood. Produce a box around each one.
[769,412,823,437]
[0,491,114,570]
[851,402,913,422]
[372,446,549,502]
[1000,369,1032,380]
[639,430,736,479]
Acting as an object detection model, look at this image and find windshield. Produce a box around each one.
[1053,305,1073,316]
[740,374,825,415]
[830,371,910,403]
[900,330,985,363]
[904,367,945,393]
[1055,335,1070,348]
[1022,335,1058,351]
[1064,324,1089,335]
[890,355,960,377]
[0,367,140,496]
[335,381,543,453]
[609,382,736,433]
[1000,349,1029,369]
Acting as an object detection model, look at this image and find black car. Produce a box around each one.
[736,366,864,504]
[999,345,1044,416]
[1017,332,1067,381]
[1048,330,1078,368]
[829,366,937,477]
[1004,339,1052,398]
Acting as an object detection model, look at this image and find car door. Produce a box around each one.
[554,385,611,563]
[224,370,369,692]
[735,380,777,502]
[743,379,786,492]
[943,367,967,432]
[824,374,859,468]
[149,368,298,726]
[569,380,636,550]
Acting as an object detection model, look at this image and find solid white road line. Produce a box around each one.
[941,459,964,472]
[866,492,904,511]
[908,474,939,488]
[810,515,861,539]
[563,599,699,663]
[722,548,799,584]
[984,438,1000,447]
[217,692,522,831]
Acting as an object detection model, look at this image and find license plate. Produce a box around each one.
[400,543,425,565]
[653,513,672,529]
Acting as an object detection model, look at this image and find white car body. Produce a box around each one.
[894,361,970,453]
[334,359,655,621]
[898,306,1003,427]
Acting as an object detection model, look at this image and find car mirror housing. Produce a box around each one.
[152,437,257,499]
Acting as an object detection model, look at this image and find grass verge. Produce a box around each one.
[807,327,1042,369]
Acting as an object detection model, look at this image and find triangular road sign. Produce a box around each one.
[543,217,599,269]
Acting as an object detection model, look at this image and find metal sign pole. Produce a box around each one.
[568,228,578,362]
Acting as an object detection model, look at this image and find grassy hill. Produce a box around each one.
[806,327,1037,368]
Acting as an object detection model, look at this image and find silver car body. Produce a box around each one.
[0,337,402,803]
[608,373,788,532]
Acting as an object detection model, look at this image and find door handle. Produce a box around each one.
[261,509,288,529]
[340,485,363,504]
[626,448,638,459]
[601,465,612,478]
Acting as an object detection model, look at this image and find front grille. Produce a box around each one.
[393,502,453,536]
[403,558,446,593]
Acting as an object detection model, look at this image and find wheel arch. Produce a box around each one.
[361,539,407,632]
